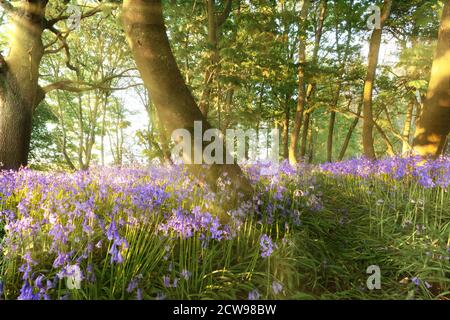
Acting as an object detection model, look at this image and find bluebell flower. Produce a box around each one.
[248,289,260,300]
[35,275,45,289]
[272,281,283,295]
[163,276,171,288]
[181,269,192,280]
[260,234,275,258]
[136,288,143,300]
[18,282,39,300]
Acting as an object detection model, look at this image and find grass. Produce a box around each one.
[0,163,449,300]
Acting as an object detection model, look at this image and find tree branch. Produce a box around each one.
[216,0,233,27]
[46,25,78,72]
[45,4,105,28]
[0,0,16,15]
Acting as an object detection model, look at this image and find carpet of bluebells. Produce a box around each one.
[0,157,449,300]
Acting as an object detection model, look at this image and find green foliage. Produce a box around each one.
[29,103,62,170]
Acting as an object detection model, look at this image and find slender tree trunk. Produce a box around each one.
[289,0,310,164]
[327,3,353,163]
[413,1,450,158]
[299,0,327,160]
[101,93,108,166]
[362,0,392,160]
[300,112,311,158]
[0,1,48,170]
[374,122,395,156]
[282,94,290,159]
[199,0,233,117]
[76,93,86,169]
[221,87,234,132]
[307,119,314,163]
[443,136,449,155]
[401,99,414,154]
[199,0,218,117]
[338,103,362,161]
[122,0,252,204]
[56,92,76,170]
[255,120,260,158]
[327,111,336,162]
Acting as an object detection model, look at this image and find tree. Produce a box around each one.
[289,0,310,164]
[413,0,450,158]
[300,0,327,162]
[199,0,234,118]
[327,0,354,163]
[0,1,48,169]
[362,0,392,159]
[0,1,117,169]
[122,0,252,203]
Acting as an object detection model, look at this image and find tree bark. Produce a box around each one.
[338,103,362,161]
[413,1,450,158]
[122,0,252,204]
[362,0,392,160]
[299,0,327,160]
[327,2,353,163]
[401,99,414,154]
[289,0,310,164]
[198,0,233,118]
[374,122,395,156]
[327,111,336,162]
[300,111,311,158]
[0,1,48,170]
[282,94,290,159]
[307,119,314,163]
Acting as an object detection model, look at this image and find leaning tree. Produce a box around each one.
[122,0,253,203]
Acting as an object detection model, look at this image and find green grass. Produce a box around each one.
[0,168,449,300]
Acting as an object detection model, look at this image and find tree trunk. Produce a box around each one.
[199,0,218,117]
[0,1,48,170]
[198,0,233,118]
[327,111,336,162]
[327,3,353,163]
[413,1,450,158]
[282,94,290,159]
[401,99,414,154]
[362,0,392,160]
[122,0,252,204]
[374,122,395,156]
[338,103,362,161]
[443,136,449,155]
[300,111,311,158]
[298,0,327,161]
[289,0,310,164]
[154,104,173,165]
[101,93,108,166]
[307,119,314,163]
[221,87,234,132]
